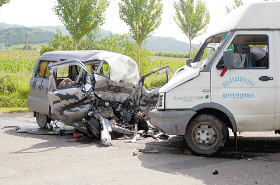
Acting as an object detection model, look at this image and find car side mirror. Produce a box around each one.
[186,59,192,66]
[223,49,234,68]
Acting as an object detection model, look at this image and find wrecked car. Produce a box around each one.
[36,50,169,145]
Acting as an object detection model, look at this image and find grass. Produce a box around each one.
[10,43,48,50]
[0,50,39,109]
[141,56,186,76]
[0,107,30,113]
[149,56,188,62]
[0,50,186,111]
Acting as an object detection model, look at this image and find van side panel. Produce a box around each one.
[165,72,211,109]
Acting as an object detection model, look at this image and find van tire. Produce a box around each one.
[185,114,229,156]
[36,112,51,129]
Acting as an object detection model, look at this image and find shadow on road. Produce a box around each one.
[2,126,103,154]
[139,135,280,159]
[137,135,280,185]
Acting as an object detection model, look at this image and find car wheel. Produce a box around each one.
[185,114,229,156]
[36,112,51,129]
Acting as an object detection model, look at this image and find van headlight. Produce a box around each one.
[157,92,165,110]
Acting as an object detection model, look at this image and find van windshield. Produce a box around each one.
[191,32,229,70]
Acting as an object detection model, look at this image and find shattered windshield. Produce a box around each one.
[191,32,229,70]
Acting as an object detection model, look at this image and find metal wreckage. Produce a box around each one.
[47,51,169,146]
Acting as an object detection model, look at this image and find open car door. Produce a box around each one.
[47,60,94,125]
[138,65,170,118]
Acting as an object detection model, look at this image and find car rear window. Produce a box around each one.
[36,61,55,78]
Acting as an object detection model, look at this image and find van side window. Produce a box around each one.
[230,34,268,69]
[36,61,55,78]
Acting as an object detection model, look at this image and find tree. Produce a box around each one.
[54,0,109,50]
[119,0,163,71]
[173,0,210,58]
[40,28,74,55]
[40,29,152,65]
[226,0,244,14]
[0,0,9,7]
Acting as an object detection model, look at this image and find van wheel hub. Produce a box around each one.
[193,122,218,148]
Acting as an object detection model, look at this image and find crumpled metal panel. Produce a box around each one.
[48,87,93,125]
[140,87,160,109]
[94,75,134,103]
[140,87,160,118]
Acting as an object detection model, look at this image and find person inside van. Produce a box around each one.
[250,46,268,68]
[235,43,255,68]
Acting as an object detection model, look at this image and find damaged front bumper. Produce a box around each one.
[149,109,197,135]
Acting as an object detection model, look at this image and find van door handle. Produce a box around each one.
[259,76,273,81]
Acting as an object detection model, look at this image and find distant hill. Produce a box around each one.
[31,26,111,38]
[0,23,192,52]
[0,22,24,29]
[144,36,191,52]
[0,27,53,45]
[32,25,191,52]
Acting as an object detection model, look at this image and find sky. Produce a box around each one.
[0,0,272,44]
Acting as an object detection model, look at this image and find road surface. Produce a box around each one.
[0,112,280,185]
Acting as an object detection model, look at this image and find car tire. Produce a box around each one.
[185,114,229,156]
[36,112,51,129]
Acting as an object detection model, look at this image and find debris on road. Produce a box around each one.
[213,170,219,175]
[13,122,76,136]
[133,148,159,156]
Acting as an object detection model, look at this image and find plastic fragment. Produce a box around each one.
[213,170,219,175]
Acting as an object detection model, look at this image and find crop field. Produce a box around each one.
[0,50,186,109]
[0,50,39,72]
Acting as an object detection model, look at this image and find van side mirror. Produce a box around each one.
[186,59,192,66]
[223,49,234,68]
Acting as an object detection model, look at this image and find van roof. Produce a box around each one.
[212,2,280,35]
[39,50,103,61]
[39,50,134,62]
[40,50,139,84]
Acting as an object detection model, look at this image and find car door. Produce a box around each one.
[28,60,55,115]
[139,65,170,119]
[211,31,274,132]
[47,60,93,125]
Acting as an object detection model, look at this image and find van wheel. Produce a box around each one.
[36,112,51,129]
[185,114,229,156]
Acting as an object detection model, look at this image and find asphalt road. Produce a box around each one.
[0,112,280,185]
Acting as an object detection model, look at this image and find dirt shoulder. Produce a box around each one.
[0,111,34,118]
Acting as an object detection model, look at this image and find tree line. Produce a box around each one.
[1,0,251,70]
[50,0,211,71]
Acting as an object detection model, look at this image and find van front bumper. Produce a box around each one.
[149,109,197,135]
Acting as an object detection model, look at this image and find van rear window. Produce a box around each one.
[36,61,55,78]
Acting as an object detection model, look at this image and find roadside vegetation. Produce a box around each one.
[0,50,39,110]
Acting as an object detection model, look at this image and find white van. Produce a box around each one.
[150,2,280,156]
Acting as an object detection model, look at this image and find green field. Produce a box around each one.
[10,43,48,50]
[0,50,186,111]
